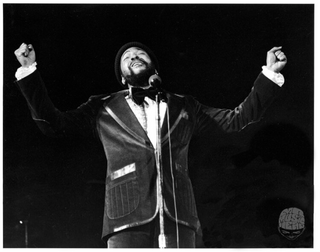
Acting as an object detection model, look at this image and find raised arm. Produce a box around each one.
[194,47,287,135]
[13,43,102,139]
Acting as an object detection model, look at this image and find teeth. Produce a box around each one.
[132,62,143,67]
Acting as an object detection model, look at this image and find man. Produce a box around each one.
[14,41,287,248]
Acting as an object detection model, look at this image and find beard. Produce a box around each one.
[123,61,156,87]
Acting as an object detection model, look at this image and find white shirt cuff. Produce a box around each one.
[261,66,285,87]
[15,62,37,81]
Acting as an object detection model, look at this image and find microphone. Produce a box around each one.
[148,74,167,102]
[149,74,162,88]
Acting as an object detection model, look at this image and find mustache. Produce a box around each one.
[125,63,156,87]
[130,58,148,68]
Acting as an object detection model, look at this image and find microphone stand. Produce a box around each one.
[155,89,167,249]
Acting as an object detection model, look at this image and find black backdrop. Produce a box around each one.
[3,4,314,248]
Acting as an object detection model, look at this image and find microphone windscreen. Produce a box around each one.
[148,74,162,88]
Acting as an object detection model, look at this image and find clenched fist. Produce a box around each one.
[266,46,287,73]
[14,43,36,68]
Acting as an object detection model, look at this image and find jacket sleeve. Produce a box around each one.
[193,73,282,135]
[15,70,104,139]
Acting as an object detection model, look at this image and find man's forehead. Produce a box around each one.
[122,47,145,56]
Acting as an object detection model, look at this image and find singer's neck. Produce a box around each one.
[128,83,152,91]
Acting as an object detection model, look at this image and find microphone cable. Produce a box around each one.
[166,104,180,248]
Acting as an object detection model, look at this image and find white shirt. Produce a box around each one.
[126,95,167,148]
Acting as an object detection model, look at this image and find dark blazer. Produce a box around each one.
[16,70,281,240]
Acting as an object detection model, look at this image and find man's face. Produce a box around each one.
[120,47,155,87]
[278,227,305,240]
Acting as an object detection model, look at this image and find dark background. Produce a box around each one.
[3,4,314,248]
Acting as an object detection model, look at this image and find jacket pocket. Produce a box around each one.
[106,177,139,219]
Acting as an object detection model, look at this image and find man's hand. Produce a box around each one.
[266,46,287,73]
[14,43,36,67]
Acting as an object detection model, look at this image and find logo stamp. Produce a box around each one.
[278,207,305,240]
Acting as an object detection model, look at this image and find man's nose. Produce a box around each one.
[131,55,139,61]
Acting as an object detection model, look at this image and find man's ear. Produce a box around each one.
[121,76,126,86]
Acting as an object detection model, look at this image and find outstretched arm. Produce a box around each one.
[13,43,101,139]
[194,47,287,135]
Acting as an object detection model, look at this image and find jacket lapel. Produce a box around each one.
[161,93,186,144]
[104,90,149,143]
[105,90,186,145]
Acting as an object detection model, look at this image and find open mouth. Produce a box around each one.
[131,60,145,68]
